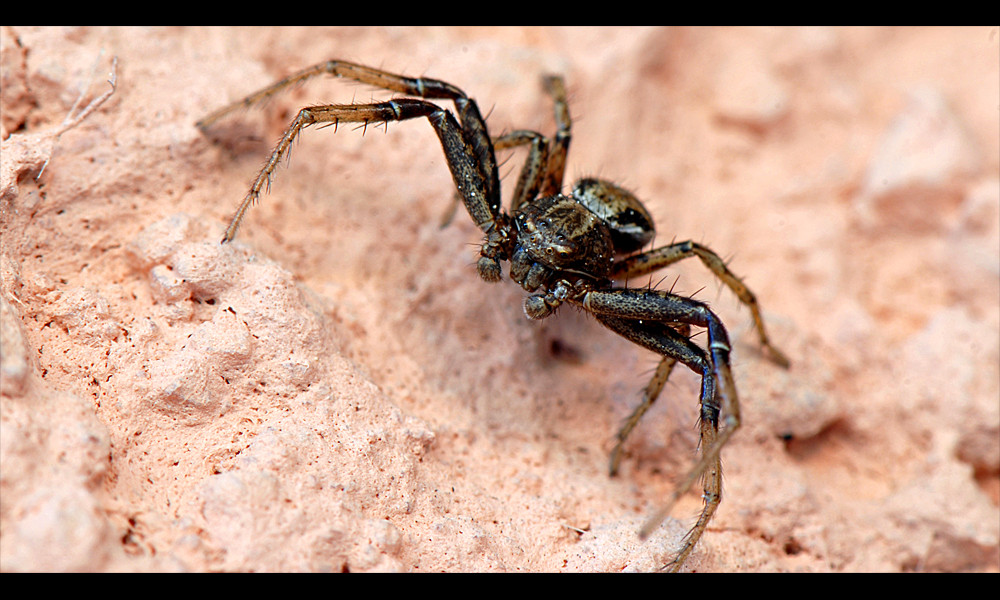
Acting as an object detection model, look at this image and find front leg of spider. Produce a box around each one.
[197,61,506,275]
[579,288,737,572]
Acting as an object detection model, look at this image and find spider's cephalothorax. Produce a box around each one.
[513,190,617,286]
[506,178,655,319]
[199,60,790,572]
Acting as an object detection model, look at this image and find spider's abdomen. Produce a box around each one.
[571,178,655,254]
[511,194,614,290]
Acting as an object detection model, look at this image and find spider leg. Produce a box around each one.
[441,75,572,224]
[495,130,550,213]
[197,60,497,190]
[493,75,573,205]
[579,288,738,572]
[612,240,790,368]
[439,128,553,229]
[198,60,503,244]
[213,98,500,244]
[539,75,571,197]
[608,323,690,477]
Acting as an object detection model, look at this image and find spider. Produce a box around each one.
[197,60,790,572]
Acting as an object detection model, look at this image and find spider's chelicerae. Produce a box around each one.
[198,60,790,571]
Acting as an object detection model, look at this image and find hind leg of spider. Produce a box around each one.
[608,323,691,477]
[612,240,790,368]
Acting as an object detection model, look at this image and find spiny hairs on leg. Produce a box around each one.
[201,60,502,246]
[216,99,454,243]
[219,108,316,243]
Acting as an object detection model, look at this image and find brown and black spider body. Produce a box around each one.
[198,60,789,572]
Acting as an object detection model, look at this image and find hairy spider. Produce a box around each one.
[198,60,790,572]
